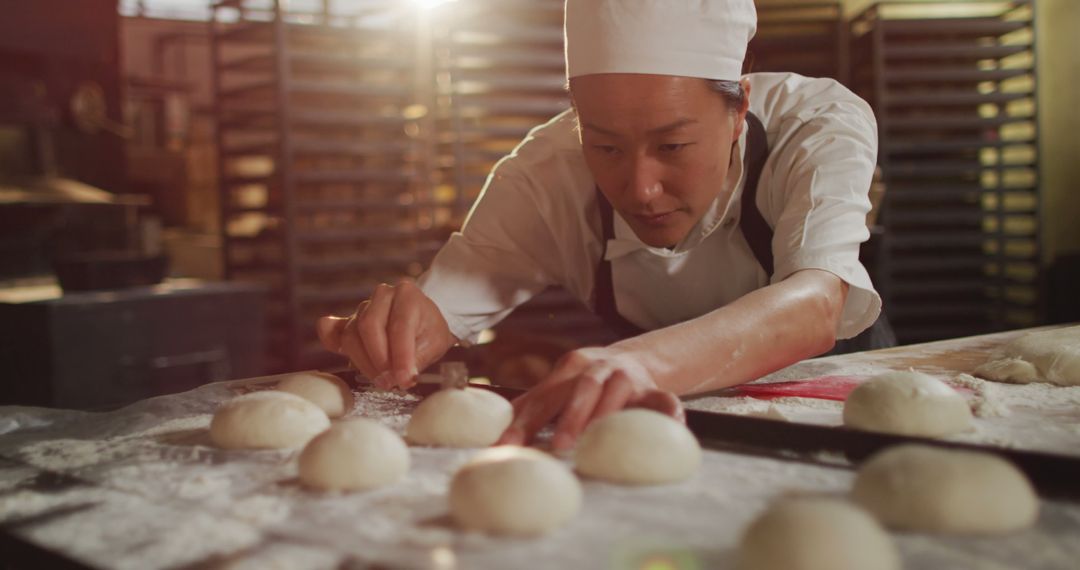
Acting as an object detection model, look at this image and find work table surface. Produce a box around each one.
[1,327,1078,569]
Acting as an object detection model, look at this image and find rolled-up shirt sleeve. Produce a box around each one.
[766,97,882,339]
[418,163,560,344]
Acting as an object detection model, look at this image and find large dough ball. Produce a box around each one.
[843,371,972,437]
[574,408,701,485]
[449,446,581,536]
[406,388,513,447]
[298,418,409,491]
[277,371,355,418]
[974,325,1080,386]
[852,444,1039,534]
[210,391,330,450]
[738,497,901,570]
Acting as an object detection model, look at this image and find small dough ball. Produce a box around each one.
[277,371,355,418]
[852,444,1039,534]
[210,391,330,449]
[298,418,409,491]
[575,408,701,485]
[974,325,1080,386]
[973,357,1039,384]
[843,371,972,437]
[738,497,901,570]
[449,446,581,536]
[406,388,512,447]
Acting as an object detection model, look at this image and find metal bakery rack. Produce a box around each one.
[850,0,1041,344]
[747,2,849,84]
[210,0,443,371]
[428,0,615,349]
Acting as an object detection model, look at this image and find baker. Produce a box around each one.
[318,0,891,451]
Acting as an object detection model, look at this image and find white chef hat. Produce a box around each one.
[565,0,757,81]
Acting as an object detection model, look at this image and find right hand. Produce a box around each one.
[316,280,457,390]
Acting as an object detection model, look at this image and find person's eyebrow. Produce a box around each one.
[647,118,698,135]
[580,122,620,137]
[581,118,699,138]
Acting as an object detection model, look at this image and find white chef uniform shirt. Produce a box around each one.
[418,72,882,345]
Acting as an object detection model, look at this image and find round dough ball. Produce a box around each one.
[449,446,581,536]
[852,444,1039,534]
[277,371,355,418]
[843,371,972,437]
[298,418,409,491]
[210,391,330,450]
[738,497,901,570]
[575,408,701,485]
[406,388,512,447]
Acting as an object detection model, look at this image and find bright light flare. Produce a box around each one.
[412,0,457,10]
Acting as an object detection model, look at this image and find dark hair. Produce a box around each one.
[705,79,746,111]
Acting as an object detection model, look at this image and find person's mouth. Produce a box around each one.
[634,210,678,226]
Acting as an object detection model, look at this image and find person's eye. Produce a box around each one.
[659,143,690,153]
[593,144,620,156]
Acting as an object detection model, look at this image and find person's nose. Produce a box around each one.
[626,154,664,205]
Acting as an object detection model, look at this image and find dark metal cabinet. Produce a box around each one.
[0,280,266,410]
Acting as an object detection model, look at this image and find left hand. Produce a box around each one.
[496,346,684,452]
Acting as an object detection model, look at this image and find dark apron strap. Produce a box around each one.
[739,113,774,277]
[595,194,646,338]
[594,112,772,338]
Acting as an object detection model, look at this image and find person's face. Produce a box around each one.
[570,74,748,248]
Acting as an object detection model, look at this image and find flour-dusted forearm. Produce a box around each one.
[616,268,848,395]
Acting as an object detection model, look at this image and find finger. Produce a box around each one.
[545,350,594,386]
[631,389,685,422]
[316,315,347,353]
[337,309,381,382]
[550,367,609,452]
[505,352,576,416]
[387,283,422,389]
[413,336,438,373]
[497,389,538,445]
[497,395,533,446]
[414,318,458,373]
[509,389,532,416]
[339,317,378,380]
[499,380,577,446]
[498,351,592,445]
[356,286,394,374]
[370,371,396,391]
[496,389,540,445]
[495,422,526,446]
[589,371,636,420]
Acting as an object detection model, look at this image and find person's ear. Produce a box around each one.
[731,78,752,143]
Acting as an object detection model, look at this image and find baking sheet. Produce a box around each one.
[687,328,1080,457]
